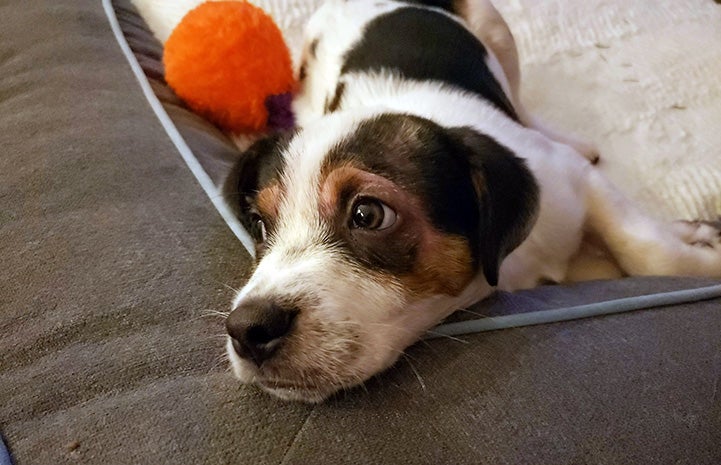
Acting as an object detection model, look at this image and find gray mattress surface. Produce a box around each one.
[1,1,720,464]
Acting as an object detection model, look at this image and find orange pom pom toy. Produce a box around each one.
[163,1,296,134]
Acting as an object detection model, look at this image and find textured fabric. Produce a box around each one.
[502,0,721,221]
[2,1,721,464]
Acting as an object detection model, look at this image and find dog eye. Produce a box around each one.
[351,199,397,230]
[248,212,267,242]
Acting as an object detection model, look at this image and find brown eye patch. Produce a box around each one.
[318,164,475,297]
[318,165,365,218]
[315,112,485,284]
[319,165,417,275]
[222,132,293,256]
[400,232,474,298]
[324,113,483,260]
[256,183,282,221]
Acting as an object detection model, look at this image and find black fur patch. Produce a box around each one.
[223,134,291,252]
[329,114,480,242]
[397,0,457,12]
[341,7,517,119]
[447,126,540,285]
[324,81,346,114]
[325,113,538,283]
[309,38,319,58]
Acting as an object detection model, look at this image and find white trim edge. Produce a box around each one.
[102,0,256,257]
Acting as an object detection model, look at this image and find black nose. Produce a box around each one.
[225,300,298,366]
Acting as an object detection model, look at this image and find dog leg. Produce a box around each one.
[458,0,600,164]
[584,168,721,277]
[456,0,521,105]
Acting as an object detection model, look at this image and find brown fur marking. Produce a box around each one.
[257,183,282,219]
[319,162,475,297]
[400,234,475,298]
[319,165,363,218]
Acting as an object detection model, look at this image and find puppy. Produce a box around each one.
[222,0,721,402]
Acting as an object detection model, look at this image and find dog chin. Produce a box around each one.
[226,336,401,402]
[227,350,337,402]
[258,382,338,403]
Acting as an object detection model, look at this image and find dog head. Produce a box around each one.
[222,111,538,402]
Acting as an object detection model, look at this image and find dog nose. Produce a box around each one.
[225,300,298,366]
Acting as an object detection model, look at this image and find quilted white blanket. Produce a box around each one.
[133,0,721,221]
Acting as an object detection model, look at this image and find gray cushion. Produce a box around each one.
[1,1,720,464]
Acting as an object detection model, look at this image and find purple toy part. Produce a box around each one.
[265,92,295,131]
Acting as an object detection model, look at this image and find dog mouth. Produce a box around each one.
[259,379,315,390]
[226,328,371,402]
[257,379,338,403]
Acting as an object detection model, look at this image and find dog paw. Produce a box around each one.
[672,219,721,249]
[663,218,721,277]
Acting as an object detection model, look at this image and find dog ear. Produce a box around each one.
[222,133,287,223]
[447,127,539,286]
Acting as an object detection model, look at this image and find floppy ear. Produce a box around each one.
[447,127,540,286]
[222,133,287,223]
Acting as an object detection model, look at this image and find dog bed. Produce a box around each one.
[0,0,720,464]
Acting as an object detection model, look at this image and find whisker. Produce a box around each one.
[403,355,427,391]
[207,351,231,375]
[423,330,469,344]
[197,309,231,318]
[454,307,490,318]
[219,281,242,295]
[189,310,230,325]
[413,337,440,353]
[348,373,369,395]
[201,334,232,342]
[208,278,244,296]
